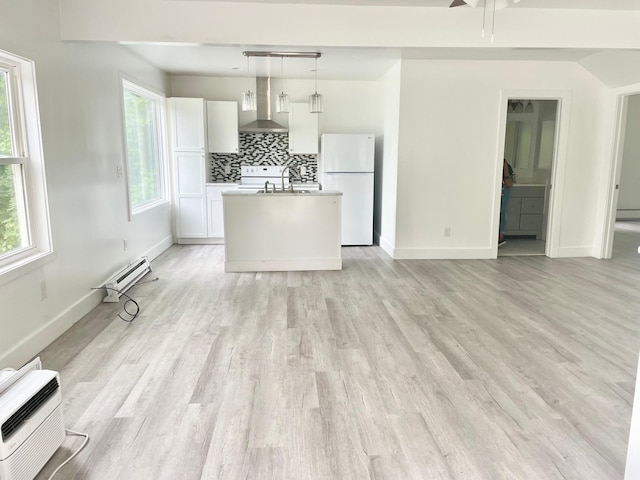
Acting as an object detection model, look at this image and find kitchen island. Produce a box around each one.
[222,190,342,272]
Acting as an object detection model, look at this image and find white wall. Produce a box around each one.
[0,0,172,368]
[392,60,608,259]
[617,94,640,219]
[377,62,401,253]
[169,75,381,137]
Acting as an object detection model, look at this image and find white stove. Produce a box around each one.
[239,165,289,191]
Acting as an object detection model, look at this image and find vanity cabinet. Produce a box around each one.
[288,102,318,154]
[505,185,546,238]
[207,101,239,153]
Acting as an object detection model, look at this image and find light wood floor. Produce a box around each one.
[35,228,640,480]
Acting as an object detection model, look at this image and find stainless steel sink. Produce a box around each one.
[257,189,310,194]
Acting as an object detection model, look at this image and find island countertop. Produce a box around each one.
[222,191,342,272]
[222,189,342,197]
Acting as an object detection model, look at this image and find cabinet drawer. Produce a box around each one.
[521,197,544,214]
[519,214,542,231]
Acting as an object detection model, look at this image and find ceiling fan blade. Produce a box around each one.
[449,0,468,7]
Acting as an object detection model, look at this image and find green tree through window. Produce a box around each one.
[122,82,165,212]
[0,71,22,255]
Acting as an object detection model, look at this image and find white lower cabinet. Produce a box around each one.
[207,184,238,239]
[175,152,206,238]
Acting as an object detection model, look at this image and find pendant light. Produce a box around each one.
[309,56,323,114]
[242,54,256,112]
[524,100,534,114]
[276,56,290,114]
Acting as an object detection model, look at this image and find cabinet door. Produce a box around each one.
[289,102,318,154]
[170,98,205,151]
[175,153,206,237]
[206,184,237,237]
[177,197,207,237]
[207,101,239,153]
[505,197,521,231]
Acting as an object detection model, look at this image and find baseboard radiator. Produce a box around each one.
[103,257,152,303]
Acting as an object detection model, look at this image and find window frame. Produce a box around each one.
[0,49,52,278]
[120,78,169,219]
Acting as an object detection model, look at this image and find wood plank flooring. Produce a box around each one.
[34,229,640,479]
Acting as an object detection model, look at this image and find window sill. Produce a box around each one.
[0,249,54,286]
[130,199,170,219]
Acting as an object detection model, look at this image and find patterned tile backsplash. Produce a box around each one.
[210,133,317,183]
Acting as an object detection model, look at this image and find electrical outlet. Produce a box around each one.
[40,280,47,301]
[116,164,124,178]
[444,227,451,237]
[123,238,128,251]
[300,166,307,176]
[224,164,231,174]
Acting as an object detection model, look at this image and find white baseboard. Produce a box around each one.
[392,247,494,260]
[225,258,342,272]
[145,235,175,260]
[176,237,224,245]
[0,235,175,369]
[377,236,396,258]
[0,289,103,368]
[556,246,593,258]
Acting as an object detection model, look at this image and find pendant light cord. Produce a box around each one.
[314,57,318,94]
[491,0,497,43]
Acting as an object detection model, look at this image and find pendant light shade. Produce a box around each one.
[309,57,323,113]
[276,57,290,113]
[242,55,256,112]
[242,90,256,112]
[524,100,534,114]
[309,93,323,114]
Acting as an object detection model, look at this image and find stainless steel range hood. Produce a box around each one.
[239,77,287,133]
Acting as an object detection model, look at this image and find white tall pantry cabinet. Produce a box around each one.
[169,98,207,239]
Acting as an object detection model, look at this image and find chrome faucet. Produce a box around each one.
[264,181,276,193]
[281,165,298,192]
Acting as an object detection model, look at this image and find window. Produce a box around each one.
[121,79,167,215]
[0,50,51,276]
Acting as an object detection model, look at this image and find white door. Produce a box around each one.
[323,172,374,246]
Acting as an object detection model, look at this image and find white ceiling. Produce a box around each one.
[123,0,640,81]
[167,0,640,9]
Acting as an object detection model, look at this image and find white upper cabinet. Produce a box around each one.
[207,101,239,153]
[169,97,206,152]
[289,102,319,154]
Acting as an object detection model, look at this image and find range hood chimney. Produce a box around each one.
[239,77,288,133]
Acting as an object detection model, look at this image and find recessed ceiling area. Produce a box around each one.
[125,44,611,81]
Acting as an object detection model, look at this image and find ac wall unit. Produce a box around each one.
[0,358,65,480]
[103,256,152,303]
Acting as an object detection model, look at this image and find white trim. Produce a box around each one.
[225,258,342,272]
[496,90,572,259]
[0,289,104,369]
[0,49,52,279]
[392,247,494,260]
[120,76,169,220]
[176,237,224,245]
[377,235,396,258]
[556,246,593,258]
[601,92,637,259]
[0,235,174,369]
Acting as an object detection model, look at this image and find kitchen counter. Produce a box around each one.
[222,190,342,272]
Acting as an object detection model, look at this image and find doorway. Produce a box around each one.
[604,93,640,266]
[499,99,559,257]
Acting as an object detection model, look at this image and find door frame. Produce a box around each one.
[495,90,572,258]
[601,92,638,259]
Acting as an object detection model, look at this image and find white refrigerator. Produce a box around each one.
[321,134,375,246]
